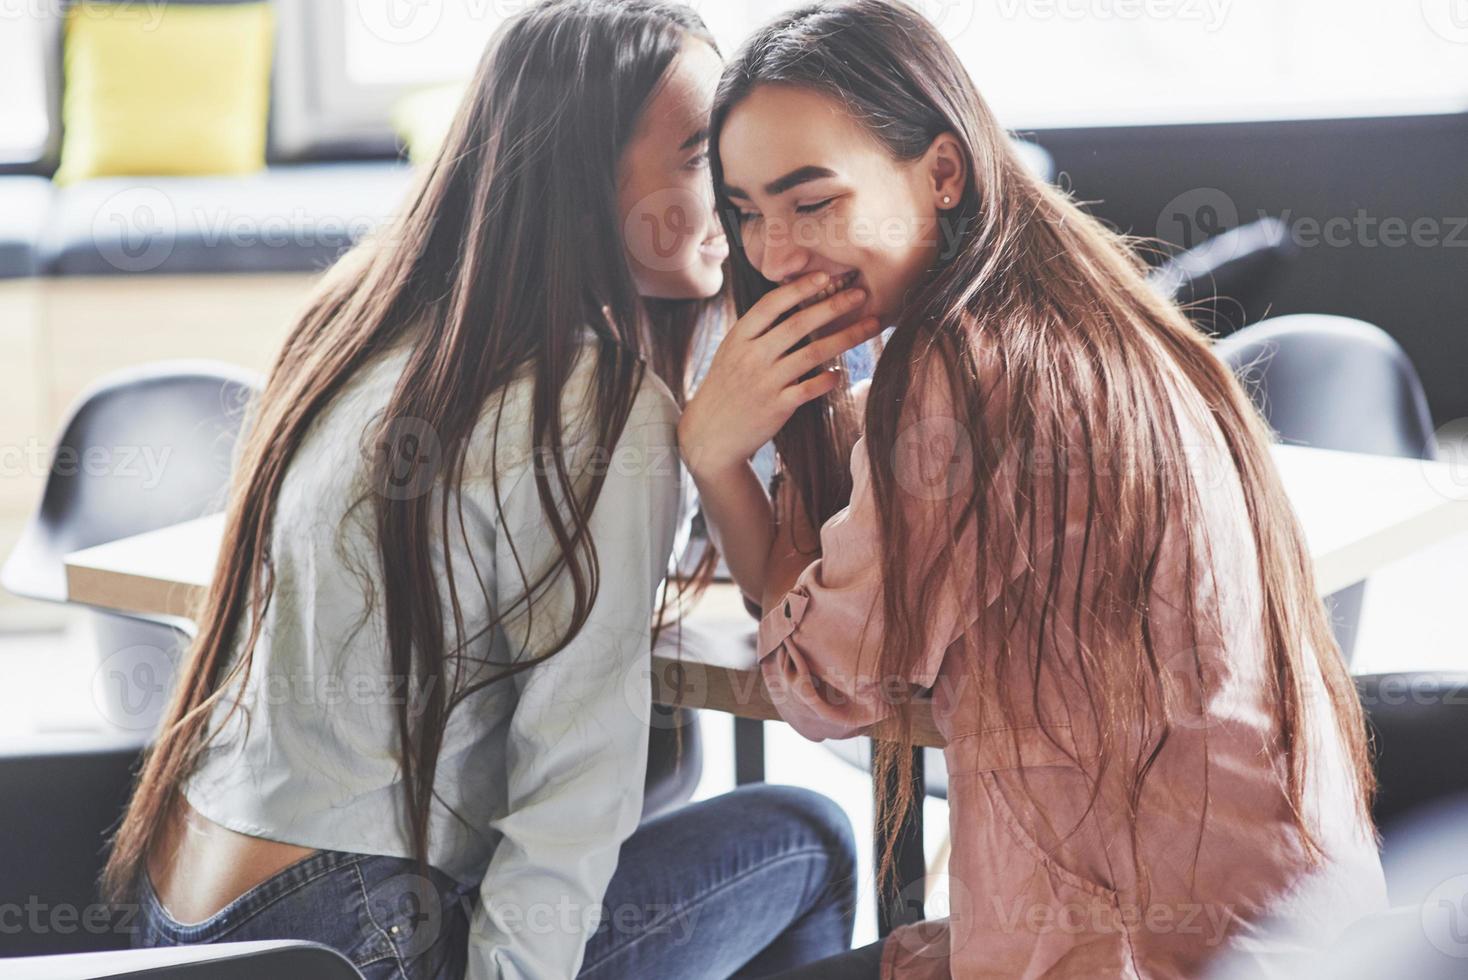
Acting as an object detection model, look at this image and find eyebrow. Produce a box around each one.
[679,127,709,151]
[723,165,839,200]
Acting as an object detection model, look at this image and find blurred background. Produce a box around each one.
[3,1,1468,625]
[1,0,1466,965]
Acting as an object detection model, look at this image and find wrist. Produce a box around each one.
[683,449,750,487]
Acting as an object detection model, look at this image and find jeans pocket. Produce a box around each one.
[352,858,473,980]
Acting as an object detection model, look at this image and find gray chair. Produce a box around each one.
[0,363,259,956]
[3,939,364,979]
[2,360,262,735]
[0,733,146,957]
[1151,216,1296,338]
[1354,672,1468,863]
[1214,315,1438,663]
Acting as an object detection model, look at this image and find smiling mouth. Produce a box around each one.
[797,269,860,311]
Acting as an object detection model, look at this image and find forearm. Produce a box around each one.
[687,458,776,604]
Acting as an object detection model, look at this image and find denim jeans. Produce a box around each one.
[135,784,859,979]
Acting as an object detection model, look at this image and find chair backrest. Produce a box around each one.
[1212,315,1437,661]
[1151,216,1296,336]
[1355,673,1468,835]
[1,361,262,604]
[1213,314,1437,460]
[7,939,365,979]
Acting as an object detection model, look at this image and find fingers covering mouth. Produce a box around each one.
[798,269,860,310]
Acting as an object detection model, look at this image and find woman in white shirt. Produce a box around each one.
[103,3,874,977]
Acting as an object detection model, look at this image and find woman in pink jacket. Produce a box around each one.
[677,1,1388,977]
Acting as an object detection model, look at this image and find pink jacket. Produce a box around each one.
[755,349,1386,979]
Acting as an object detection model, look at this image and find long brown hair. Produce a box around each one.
[711,0,1374,902]
[103,0,723,903]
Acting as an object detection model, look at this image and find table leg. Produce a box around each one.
[734,717,765,785]
[876,744,926,936]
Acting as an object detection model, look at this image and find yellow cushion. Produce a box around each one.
[54,2,275,186]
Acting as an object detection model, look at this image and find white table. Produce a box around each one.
[63,443,1468,751]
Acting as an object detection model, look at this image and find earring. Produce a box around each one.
[942,195,953,206]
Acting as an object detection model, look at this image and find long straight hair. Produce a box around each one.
[103,0,724,903]
[711,0,1374,899]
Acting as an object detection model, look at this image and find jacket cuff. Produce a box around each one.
[756,586,811,660]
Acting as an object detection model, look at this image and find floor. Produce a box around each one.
[1,528,1464,948]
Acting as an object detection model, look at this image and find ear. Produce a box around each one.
[924,132,967,211]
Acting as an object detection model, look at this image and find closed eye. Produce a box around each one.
[796,198,836,215]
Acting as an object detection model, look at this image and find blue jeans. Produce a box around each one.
[134,784,859,979]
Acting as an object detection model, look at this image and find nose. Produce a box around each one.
[751,220,811,285]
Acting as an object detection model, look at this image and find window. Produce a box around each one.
[283,0,1468,158]
[342,0,510,86]
[0,14,49,163]
[941,0,1468,128]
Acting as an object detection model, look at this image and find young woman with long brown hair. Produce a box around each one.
[104,3,874,977]
[679,2,1388,977]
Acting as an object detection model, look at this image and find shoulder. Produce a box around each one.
[622,364,681,439]
[465,337,680,484]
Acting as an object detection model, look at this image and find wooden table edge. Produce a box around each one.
[62,559,948,748]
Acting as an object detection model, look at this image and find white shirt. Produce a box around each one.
[182,330,685,979]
